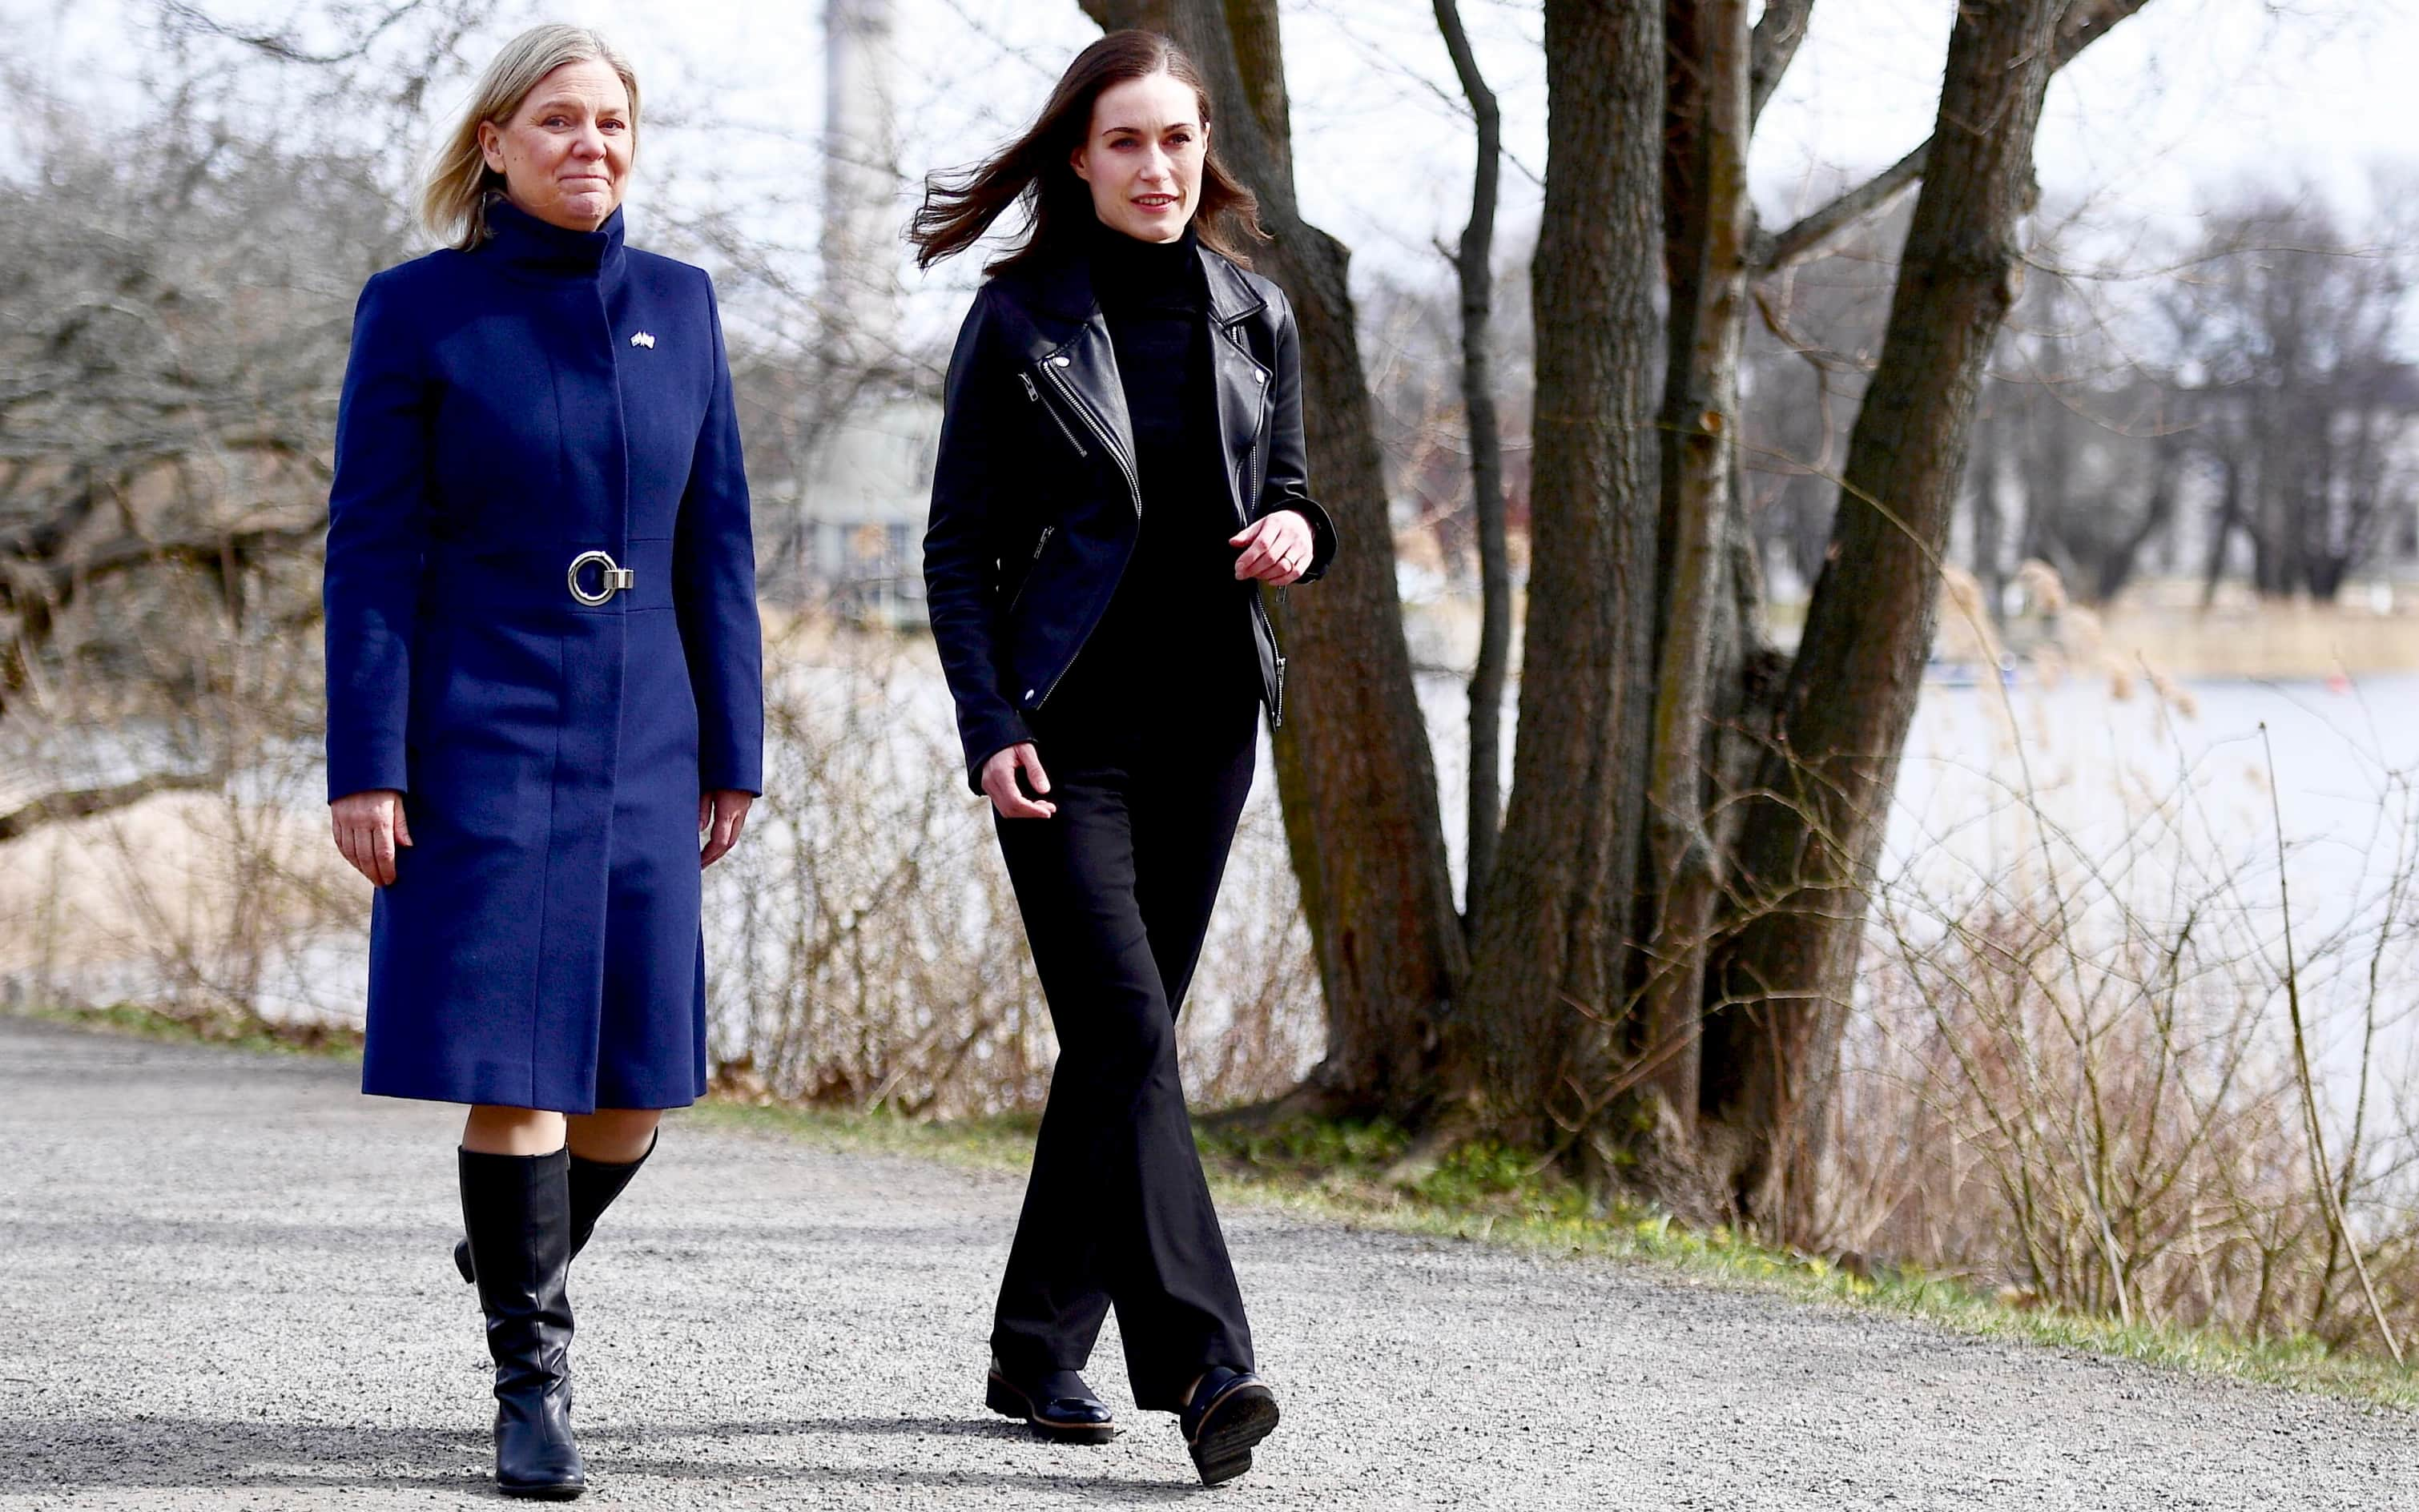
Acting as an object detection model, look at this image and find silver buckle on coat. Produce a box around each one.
[566,549,635,606]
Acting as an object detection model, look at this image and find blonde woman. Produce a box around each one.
[321,24,760,1500]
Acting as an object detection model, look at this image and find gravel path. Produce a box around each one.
[2,1015,2413,1510]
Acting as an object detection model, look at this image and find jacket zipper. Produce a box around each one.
[1004,525,1055,617]
[1019,371,1087,458]
[1024,353,1144,713]
[1043,359,1140,516]
[1273,654,1287,727]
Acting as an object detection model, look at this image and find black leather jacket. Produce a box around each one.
[923,240,1339,790]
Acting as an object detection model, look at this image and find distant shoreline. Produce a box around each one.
[1932,598,2419,683]
[1402,584,2419,685]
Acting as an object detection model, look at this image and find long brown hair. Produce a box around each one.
[909,30,1264,275]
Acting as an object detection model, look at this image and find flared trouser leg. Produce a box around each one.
[988,693,1258,1411]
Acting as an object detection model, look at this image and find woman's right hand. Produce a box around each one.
[980,743,1056,820]
[330,789,413,887]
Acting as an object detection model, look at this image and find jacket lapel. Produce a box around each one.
[1019,255,1138,482]
[1199,246,1270,461]
[1006,241,1275,503]
[1044,320,1137,486]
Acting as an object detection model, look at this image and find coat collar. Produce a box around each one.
[481,195,627,280]
[1024,227,1267,336]
[1197,245,1270,327]
[1001,226,1274,503]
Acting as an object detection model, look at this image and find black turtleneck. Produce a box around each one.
[1048,219,1257,716]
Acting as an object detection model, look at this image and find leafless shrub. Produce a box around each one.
[1820,678,2419,1353]
[702,613,1322,1116]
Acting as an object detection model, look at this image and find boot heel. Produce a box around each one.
[986,1361,1115,1444]
[1181,1368,1278,1486]
[984,1376,1027,1419]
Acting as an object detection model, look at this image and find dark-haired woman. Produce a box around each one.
[912,29,1335,1488]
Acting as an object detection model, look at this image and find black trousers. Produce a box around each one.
[988,683,1258,1411]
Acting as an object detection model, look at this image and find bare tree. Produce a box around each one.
[1702,0,2153,1236]
[1431,0,1513,930]
[0,71,405,802]
[2171,196,2419,601]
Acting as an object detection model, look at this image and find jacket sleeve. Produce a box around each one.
[322,270,429,802]
[1254,286,1338,583]
[674,271,766,796]
[924,287,1036,793]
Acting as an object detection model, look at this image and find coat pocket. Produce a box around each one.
[1004,525,1057,617]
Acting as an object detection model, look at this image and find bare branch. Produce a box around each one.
[1750,141,1926,275]
[1747,0,1813,128]
[2055,0,2157,65]
[0,770,227,843]
[1749,0,2158,275]
[158,0,436,66]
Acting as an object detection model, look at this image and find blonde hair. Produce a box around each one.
[420,24,641,251]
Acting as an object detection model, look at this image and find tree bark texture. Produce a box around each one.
[1640,0,1752,1136]
[1085,0,1467,1111]
[1455,0,1664,1140]
[1702,0,2071,1241]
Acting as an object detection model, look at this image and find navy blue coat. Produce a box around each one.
[324,199,763,1114]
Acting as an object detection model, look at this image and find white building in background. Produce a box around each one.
[784,0,938,625]
[795,403,936,622]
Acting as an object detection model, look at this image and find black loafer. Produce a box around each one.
[1180,1367,1278,1486]
[985,1357,1116,1445]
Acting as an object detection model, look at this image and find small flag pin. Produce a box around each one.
[630,332,656,348]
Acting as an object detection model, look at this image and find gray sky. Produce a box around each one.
[8,0,2414,344]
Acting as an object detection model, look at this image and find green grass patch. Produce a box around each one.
[1189,1113,2419,1409]
[26,1005,2415,1407]
[24,999,362,1059]
[687,1098,1039,1174]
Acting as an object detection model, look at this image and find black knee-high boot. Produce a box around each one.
[457,1133,655,1284]
[459,1147,586,1501]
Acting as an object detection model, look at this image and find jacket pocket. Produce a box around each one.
[1004,525,1056,617]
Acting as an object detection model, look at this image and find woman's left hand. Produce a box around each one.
[699,790,753,868]
[1230,510,1314,586]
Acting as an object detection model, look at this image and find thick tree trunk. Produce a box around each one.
[1453,0,1664,1142]
[1432,0,1511,934]
[1083,0,1467,1111]
[1639,0,1753,1140]
[1702,0,2075,1242]
[2019,366,2080,592]
[2096,425,2181,603]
